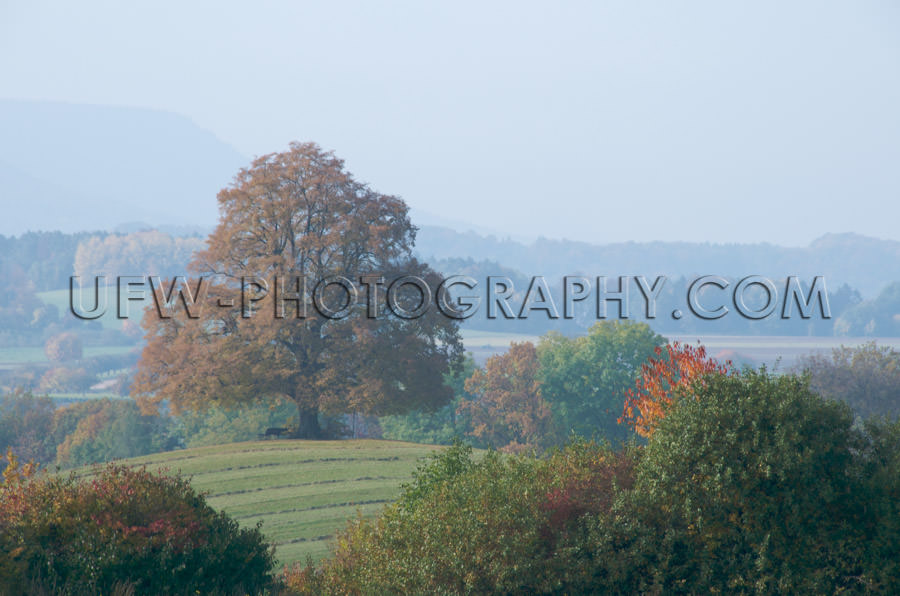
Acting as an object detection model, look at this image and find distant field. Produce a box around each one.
[460,328,900,368]
[39,286,152,330]
[667,335,900,368]
[459,328,540,364]
[85,440,442,567]
[459,328,539,346]
[45,392,127,403]
[0,345,135,365]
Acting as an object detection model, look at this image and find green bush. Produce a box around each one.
[537,321,665,444]
[282,439,636,594]
[628,370,900,593]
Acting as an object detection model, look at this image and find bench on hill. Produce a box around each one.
[259,427,291,439]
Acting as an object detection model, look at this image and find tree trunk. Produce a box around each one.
[294,404,322,439]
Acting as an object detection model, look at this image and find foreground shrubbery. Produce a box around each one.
[620,371,900,593]
[0,462,275,595]
[283,439,637,594]
[4,364,898,594]
[284,370,900,594]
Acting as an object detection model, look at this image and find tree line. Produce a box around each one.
[284,367,900,594]
[5,340,899,593]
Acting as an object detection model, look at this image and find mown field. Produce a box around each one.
[84,440,442,567]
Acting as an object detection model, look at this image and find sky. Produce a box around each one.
[2,0,899,245]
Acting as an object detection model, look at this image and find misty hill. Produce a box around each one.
[2,100,897,299]
[0,100,246,235]
[416,227,900,299]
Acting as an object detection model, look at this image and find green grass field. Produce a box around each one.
[39,286,152,330]
[93,440,442,567]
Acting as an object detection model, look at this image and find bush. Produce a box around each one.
[0,463,275,594]
[282,440,636,594]
[174,397,297,448]
[630,370,899,593]
[537,321,665,444]
[379,355,477,446]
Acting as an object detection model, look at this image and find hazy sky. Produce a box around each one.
[2,1,899,245]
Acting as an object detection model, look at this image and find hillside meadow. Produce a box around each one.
[70,439,444,566]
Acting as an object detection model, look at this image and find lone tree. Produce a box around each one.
[133,142,463,438]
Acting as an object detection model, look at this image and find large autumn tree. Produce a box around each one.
[134,142,463,438]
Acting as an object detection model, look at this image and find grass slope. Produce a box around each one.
[98,439,440,567]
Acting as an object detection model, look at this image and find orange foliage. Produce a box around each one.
[1,449,39,526]
[619,342,731,438]
[133,142,463,438]
[460,342,553,453]
[1,448,38,487]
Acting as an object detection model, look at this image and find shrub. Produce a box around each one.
[174,396,297,447]
[0,463,275,594]
[459,342,554,453]
[0,390,56,463]
[538,321,665,444]
[632,370,898,592]
[282,440,636,594]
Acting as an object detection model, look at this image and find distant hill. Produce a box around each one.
[0,100,246,235]
[2,100,897,299]
[416,227,900,298]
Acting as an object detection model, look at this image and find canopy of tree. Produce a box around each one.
[134,142,463,438]
[796,341,900,419]
[538,321,665,442]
